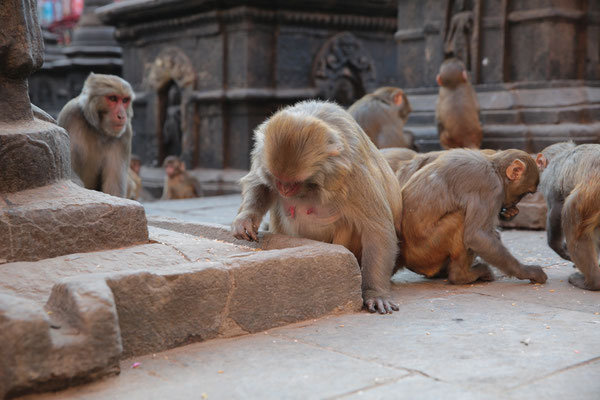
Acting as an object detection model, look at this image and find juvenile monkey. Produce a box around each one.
[127,155,142,200]
[435,58,482,149]
[232,100,403,314]
[536,142,600,290]
[399,149,547,285]
[58,73,134,197]
[161,156,202,200]
[348,87,414,149]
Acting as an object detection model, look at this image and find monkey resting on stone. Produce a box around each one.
[161,156,202,200]
[536,142,600,290]
[398,149,547,285]
[435,58,482,150]
[58,73,134,198]
[232,100,403,314]
[348,87,415,149]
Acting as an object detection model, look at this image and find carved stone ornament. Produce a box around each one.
[312,32,376,106]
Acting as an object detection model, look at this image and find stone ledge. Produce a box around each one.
[0,181,149,263]
[0,222,362,397]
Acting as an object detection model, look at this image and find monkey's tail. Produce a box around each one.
[563,176,600,238]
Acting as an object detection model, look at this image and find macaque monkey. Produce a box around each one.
[348,87,415,149]
[58,73,134,197]
[435,58,482,149]
[398,149,547,285]
[127,155,142,200]
[232,100,403,314]
[379,147,417,173]
[161,156,202,200]
[536,142,600,290]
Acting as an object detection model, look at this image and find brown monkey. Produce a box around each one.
[58,73,134,197]
[232,100,402,314]
[399,149,547,285]
[536,142,600,290]
[379,147,417,173]
[161,156,202,200]
[348,87,414,149]
[127,155,142,200]
[435,58,482,149]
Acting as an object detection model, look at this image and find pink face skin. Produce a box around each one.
[105,94,131,134]
[274,175,301,198]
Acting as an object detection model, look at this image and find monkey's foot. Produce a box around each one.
[568,272,600,291]
[363,290,399,314]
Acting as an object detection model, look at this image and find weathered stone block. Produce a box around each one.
[0,277,122,399]
[107,267,231,358]
[228,245,363,333]
[0,181,149,262]
[0,120,71,192]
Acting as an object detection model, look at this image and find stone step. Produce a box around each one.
[0,180,149,263]
[0,222,362,397]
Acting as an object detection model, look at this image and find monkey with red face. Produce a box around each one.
[58,73,134,198]
[232,100,403,314]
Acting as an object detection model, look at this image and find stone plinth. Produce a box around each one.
[0,222,362,397]
[0,181,149,263]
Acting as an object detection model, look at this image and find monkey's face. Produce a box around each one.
[100,94,132,137]
[503,170,538,210]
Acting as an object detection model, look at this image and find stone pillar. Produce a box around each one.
[0,0,148,263]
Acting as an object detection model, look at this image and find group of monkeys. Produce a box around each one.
[233,58,600,314]
[56,73,201,201]
[53,64,599,316]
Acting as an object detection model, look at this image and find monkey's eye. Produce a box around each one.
[123,97,131,104]
[107,95,118,102]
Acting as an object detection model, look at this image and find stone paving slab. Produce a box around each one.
[1,222,362,397]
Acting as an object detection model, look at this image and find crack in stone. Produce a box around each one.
[508,355,600,390]
[325,372,419,400]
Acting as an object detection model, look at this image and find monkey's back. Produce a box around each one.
[435,85,482,149]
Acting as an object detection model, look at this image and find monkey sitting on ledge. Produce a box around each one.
[58,73,134,198]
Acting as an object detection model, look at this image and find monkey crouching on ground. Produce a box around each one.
[161,156,202,200]
[398,149,547,285]
[232,100,403,314]
[536,142,600,290]
[58,73,134,198]
[348,87,415,149]
[435,58,482,150]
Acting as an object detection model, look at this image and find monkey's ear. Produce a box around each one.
[393,91,404,106]
[436,74,442,86]
[327,133,343,157]
[179,162,186,171]
[506,159,526,181]
[535,153,548,172]
[461,70,468,82]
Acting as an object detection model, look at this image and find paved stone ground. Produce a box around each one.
[14,195,600,400]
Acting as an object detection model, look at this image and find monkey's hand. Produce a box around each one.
[519,264,548,284]
[363,290,399,314]
[232,212,261,242]
[499,206,519,221]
